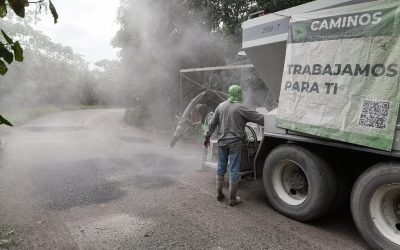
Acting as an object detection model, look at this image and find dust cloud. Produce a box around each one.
[0,0,269,129]
[111,0,235,129]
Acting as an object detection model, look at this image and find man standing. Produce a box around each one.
[204,85,264,206]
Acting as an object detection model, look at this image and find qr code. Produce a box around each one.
[359,100,390,129]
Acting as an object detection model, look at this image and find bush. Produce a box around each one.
[123,102,147,127]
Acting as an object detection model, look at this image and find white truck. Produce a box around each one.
[206,0,400,249]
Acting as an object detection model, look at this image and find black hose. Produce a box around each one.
[244,125,259,171]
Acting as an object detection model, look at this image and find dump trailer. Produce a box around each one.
[217,1,400,249]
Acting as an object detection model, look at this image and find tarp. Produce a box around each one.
[276,0,400,151]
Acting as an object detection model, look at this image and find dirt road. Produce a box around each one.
[0,109,369,249]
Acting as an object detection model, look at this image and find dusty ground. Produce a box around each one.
[0,109,369,249]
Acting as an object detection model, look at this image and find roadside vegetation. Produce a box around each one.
[0,0,312,131]
[114,0,313,131]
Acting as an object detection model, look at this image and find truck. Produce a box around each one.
[202,1,400,249]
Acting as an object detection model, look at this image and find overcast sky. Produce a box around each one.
[33,0,120,64]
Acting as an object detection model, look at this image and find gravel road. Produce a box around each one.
[0,109,369,249]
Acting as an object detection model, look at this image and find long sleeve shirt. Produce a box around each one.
[205,100,264,145]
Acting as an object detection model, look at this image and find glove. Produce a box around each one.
[203,137,210,147]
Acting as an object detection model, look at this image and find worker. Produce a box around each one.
[204,85,264,206]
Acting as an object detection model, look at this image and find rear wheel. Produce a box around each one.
[351,163,400,250]
[263,144,337,221]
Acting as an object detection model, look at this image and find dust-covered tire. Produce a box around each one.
[263,144,337,221]
[351,163,400,250]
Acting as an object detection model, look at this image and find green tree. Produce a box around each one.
[1,0,58,75]
[183,0,313,43]
[0,17,94,112]
[112,0,232,128]
[112,0,313,128]
[0,0,58,126]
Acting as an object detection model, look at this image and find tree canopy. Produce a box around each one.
[112,0,313,128]
[0,0,58,125]
[0,0,58,76]
[183,0,313,40]
[0,18,92,109]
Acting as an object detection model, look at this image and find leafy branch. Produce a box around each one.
[0,0,57,22]
[0,29,23,75]
[0,0,58,126]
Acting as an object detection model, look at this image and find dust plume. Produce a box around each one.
[111,0,236,129]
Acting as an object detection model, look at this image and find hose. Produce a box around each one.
[245,125,259,171]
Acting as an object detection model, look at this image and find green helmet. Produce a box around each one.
[228,85,242,103]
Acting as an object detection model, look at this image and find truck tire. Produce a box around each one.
[351,163,400,250]
[263,144,337,221]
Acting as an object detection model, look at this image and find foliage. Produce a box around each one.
[112,0,235,128]
[123,98,148,127]
[0,0,58,126]
[0,114,12,125]
[0,0,58,75]
[113,0,313,128]
[0,18,93,113]
[183,0,313,41]
[0,27,23,76]
[89,59,122,105]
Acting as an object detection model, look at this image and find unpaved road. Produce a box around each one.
[0,109,369,249]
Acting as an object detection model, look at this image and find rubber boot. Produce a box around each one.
[229,181,242,206]
[216,175,225,201]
